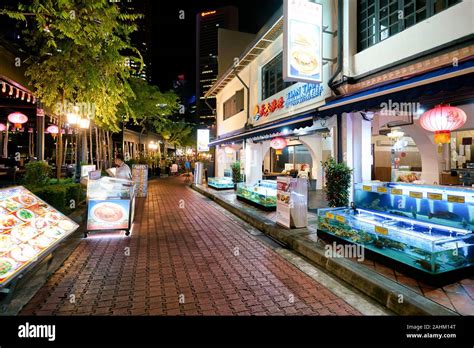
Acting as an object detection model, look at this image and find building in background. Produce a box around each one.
[118,0,153,82]
[195,6,238,131]
[172,74,196,123]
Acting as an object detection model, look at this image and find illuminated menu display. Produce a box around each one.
[0,187,79,287]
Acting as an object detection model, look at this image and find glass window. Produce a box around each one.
[357,0,461,51]
[223,89,245,120]
[261,53,294,100]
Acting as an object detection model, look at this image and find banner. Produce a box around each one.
[197,129,210,152]
[283,0,323,83]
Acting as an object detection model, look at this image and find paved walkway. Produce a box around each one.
[20,177,360,316]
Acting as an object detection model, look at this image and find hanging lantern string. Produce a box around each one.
[0,80,36,104]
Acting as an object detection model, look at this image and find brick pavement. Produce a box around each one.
[20,177,360,316]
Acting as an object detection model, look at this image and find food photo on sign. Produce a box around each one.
[87,200,130,231]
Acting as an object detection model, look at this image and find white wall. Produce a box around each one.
[351,1,472,76]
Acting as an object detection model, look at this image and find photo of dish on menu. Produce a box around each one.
[0,186,79,286]
[87,199,130,231]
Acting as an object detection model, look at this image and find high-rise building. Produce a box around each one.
[117,0,152,82]
[196,7,238,130]
[172,74,196,123]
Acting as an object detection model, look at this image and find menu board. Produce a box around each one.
[276,177,292,228]
[0,187,79,287]
[132,164,148,197]
[87,199,130,231]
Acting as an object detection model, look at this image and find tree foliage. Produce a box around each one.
[2,0,143,131]
[154,120,194,148]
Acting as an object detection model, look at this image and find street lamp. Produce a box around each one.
[66,106,80,125]
[79,118,90,129]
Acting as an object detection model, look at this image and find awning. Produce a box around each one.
[316,59,474,117]
[209,112,315,147]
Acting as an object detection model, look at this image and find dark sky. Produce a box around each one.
[149,0,282,91]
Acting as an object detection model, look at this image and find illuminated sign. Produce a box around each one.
[201,10,216,17]
[253,83,323,121]
[283,0,323,83]
[197,129,210,152]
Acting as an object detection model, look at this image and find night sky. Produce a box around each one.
[149,0,282,91]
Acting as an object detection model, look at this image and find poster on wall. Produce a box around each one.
[197,129,210,152]
[87,199,130,231]
[132,164,148,197]
[276,176,292,228]
[283,0,323,83]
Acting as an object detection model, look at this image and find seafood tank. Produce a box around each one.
[236,180,277,210]
[207,177,234,190]
[317,182,474,274]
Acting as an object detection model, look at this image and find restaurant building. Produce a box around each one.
[206,1,338,190]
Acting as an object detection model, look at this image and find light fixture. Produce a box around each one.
[47,125,59,139]
[79,118,90,129]
[420,104,467,144]
[387,129,404,139]
[0,123,6,132]
[67,112,79,125]
[8,112,28,129]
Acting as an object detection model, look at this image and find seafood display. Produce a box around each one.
[317,182,474,274]
[0,186,79,287]
[207,177,234,190]
[236,180,277,209]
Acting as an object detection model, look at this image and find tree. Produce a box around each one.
[2,0,142,177]
[154,120,194,156]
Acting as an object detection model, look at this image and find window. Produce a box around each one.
[358,0,461,51]
[261,53,294,100]
[223,89,245,120]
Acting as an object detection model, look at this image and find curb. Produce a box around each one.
[191,183,458,316]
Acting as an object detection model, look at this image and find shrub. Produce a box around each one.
[231,162,242,183]
[322,157,353,207]
[26,182,84,215]
[24,161,51,187]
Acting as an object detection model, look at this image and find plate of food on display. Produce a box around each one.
[44,226,65,239]
[0,257,17,279]
[57,219,76,232]
[30,204,49,216]
[18,193,38,207]
[11,225,37,242]
[29,235,53,249]
[91,202,126,223]
[32,217,48,230]
[45,212,62,225]
[16,209,35,222]
[1,199,22,212]
[10,244,37,262]
[0,215,21,230]
[0,235,17,253]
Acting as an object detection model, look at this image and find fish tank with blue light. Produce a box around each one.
[317,182,474,274]
[236,180,277,210]
[207,177,234,190]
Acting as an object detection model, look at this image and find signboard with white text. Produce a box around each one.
[197,129,210,152]
[283,0,323,83]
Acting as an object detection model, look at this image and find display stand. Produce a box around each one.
[276,177,307,228]
[85,177,136,237]
[132,164,148,197]
[0,186,79,297]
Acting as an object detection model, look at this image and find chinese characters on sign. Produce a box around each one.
[254,83,323,121]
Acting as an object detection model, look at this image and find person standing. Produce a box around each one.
[114,154,132,180]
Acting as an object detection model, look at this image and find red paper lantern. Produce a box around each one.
[419,104,467,144]
[270,137,288,150]
[7,112,28,129]
[47,125,59,139]
[0,123,6,132]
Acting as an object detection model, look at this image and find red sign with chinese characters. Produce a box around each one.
[255,96,284,121]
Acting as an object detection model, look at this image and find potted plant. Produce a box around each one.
[230,161,243,190]
[322,157,353,207]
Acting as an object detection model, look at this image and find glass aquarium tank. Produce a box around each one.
[317,182,474,274]
[207,177,234,189]
[236,180,277,210]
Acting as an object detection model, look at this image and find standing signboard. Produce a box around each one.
[197,129,210,152]
[277,176,308,228]
[132,164,148,197]
[283,0,323,84]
